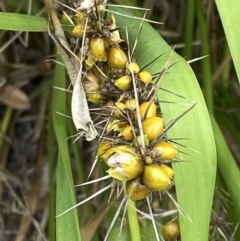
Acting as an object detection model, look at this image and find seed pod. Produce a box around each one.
[161,222,180,241]
[125,98,136,110]
[122,125,134,141]
[113,102,126,118]
[89,35,107,61]
[114,145,137,156]
[107,152,143,181]
[143,164,174,191]
[88,93,106,104]
[83,72,101,93]
[132,135,150,147]
[107,119,121,133]
[106,15,123,44]
[74,12,84,24]
[85,55,96,69]
[142,117,164,141]
[99,145,119,162]
[137,102,157,120]
[72,23,92,37]
[145,155,153,165]
[160,164,175,178]
[127,62,140,74]
[153,141,177,160]
[139,71,152,84]
[115,75,131,90]
[97,141,111,160]
[107,47,128,69]
[126,179,151,201]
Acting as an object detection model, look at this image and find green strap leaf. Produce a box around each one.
[52,55,81,241]
[210,115,240,222]
[0,12,47,32]
[215,0,240,83]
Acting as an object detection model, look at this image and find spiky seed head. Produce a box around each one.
[126,179,151,201]
[142,117,164,141]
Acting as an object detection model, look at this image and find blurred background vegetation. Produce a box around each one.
[0,0,239,241]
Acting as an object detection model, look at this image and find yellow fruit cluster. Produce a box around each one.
[63,2,178,202]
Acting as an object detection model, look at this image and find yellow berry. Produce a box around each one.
[74,12,84,23]
[125,98,136,110]
[162,222,180,241]
[115,75,131,90]
[143,164,174,191]
[97,141,111,160]
[89,35,107,61]
[137,102,157,120]
[153,141,177,160]
[132,135,150,147]
[127,62,140,74]
[72,23,92,37]
[107,119,121,133]
[107,153,143,181]
[88,93,106,104]
[107,47,128,69]
[97,145,117,162]
[126,179,151,201]
[139,71,152,84]
[142,117,164,141]
[122,126,134,141]
[113,102,126,117]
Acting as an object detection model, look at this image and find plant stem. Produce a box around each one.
[183,0,196,59]
[127,199,141,241]
[196,0,214,114]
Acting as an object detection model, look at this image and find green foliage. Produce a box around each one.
[0,1,239,241]
[0,12,47,32]
[215,0,240,84]
[52,56,82,241]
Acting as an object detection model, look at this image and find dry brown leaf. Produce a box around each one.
[44,0,97,141]
[0,84,30,110]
